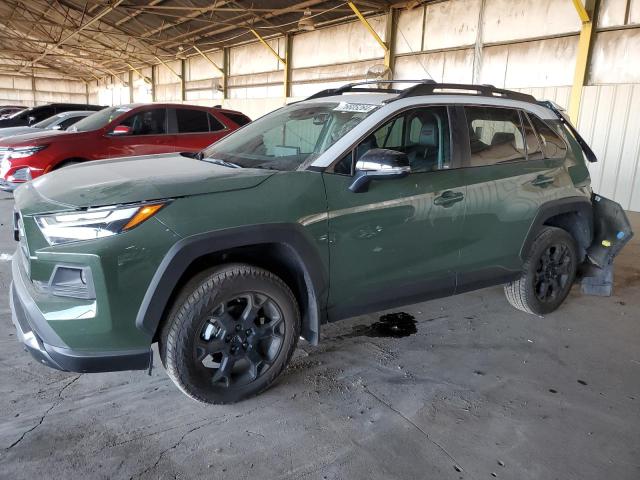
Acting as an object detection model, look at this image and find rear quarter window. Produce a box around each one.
[528,114,567,160]
[222,112,251,126]
[208,114,225,132]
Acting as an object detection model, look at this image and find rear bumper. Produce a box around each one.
[10,253,151,373]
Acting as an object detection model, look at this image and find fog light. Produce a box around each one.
[49,265,95,299]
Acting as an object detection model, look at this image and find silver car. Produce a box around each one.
[0,110,94,140]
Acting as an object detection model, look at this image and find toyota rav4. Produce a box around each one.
[9,81,632,404]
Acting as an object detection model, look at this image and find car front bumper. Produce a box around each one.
[9,252,151,373]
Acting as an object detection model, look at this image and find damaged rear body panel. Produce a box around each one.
[581,194,634,296]
[541,100,634,296]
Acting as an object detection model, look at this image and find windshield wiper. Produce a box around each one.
[202,157,242,168]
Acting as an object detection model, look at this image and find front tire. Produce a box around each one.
[505,227,578,315]
[159,264,300,404]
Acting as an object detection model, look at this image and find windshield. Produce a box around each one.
[33,114,65,129]
[9,108,32,119]
[68,106,129,132]
[200,101,379,171]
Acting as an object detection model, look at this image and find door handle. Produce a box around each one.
[530,174,554,187]
[434,190,464,207]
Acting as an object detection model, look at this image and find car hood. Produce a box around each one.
[0,126,41,140]
[0,129,68,145]
[15,153,277,215]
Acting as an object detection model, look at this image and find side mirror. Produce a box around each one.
[110,125,131,136]
[348,148,410,193]
[28,116,36,125]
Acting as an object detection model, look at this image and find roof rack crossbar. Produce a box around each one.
[304,79,435,100]
[392,82,537,103]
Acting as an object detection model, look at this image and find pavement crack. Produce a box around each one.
[4,374,82,451]
[362,385,466,474]
[129,421,211,480]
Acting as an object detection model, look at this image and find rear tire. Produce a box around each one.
[159,264,300,404]
[505,226,578,315]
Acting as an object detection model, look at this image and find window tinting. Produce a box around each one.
[528,114,567,160]
[58,116,83,130]
[120,108,166,135]
[223,112,251,126]
[464,107,526,166]
[208,114,224,132]
[176,109,209,133]
[31,107,55,122]
[522,115,544,160]
[352,106,451,173]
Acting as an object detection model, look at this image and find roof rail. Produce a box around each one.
[304,79,435,100]
[304,80,537,104]
[391,82,537,103]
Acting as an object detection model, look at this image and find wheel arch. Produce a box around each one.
[136,223,328,346]
[520,196,593,261]
[52,157,89,170]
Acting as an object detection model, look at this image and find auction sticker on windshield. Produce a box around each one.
[333,102,378,113]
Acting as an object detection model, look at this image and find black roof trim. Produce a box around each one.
[391,82,537,103]
[304,80,434,100]
[304,79,537,105]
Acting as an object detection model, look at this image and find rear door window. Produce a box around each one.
[176,108,209,133]
[463,106,526,166]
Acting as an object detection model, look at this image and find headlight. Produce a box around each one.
[35,202,168,246]
[9,145,48,159]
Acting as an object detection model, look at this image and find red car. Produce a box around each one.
[0,103,250,191]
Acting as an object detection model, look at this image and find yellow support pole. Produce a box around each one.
[192,45,224,76]
[126,62,151,84]
[348,2,390,68]
[572,0,590,23]
[568,0,596,123]
[154,55,181,80]
[249,29,287,98]
[250,29,286,65]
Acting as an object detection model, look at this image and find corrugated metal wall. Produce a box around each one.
[0,74,87,106]
[578,84,640,211]
[85,0,640,211]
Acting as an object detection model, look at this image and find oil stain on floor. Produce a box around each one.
[349,312,418,338]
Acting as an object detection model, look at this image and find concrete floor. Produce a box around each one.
[0,191,638,480]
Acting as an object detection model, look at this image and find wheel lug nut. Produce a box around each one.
[235,325,241,332]
[225,335,231,342]
[245,329,251,336]
[242,342,248,349]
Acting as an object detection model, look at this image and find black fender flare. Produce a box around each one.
[135,223,328,345]
[519,195,593,260]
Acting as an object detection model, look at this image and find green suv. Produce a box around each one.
[10,81,632,404]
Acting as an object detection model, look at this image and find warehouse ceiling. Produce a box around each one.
[0,0,407,81]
